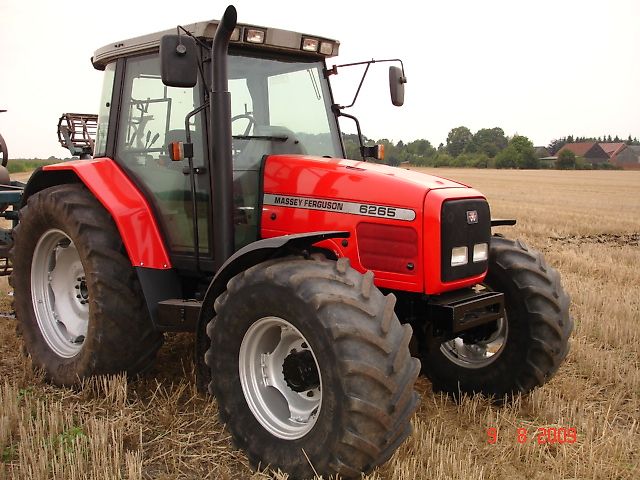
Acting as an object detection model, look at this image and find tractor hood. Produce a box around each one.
[262,155,467,210]
[260,154,486,293]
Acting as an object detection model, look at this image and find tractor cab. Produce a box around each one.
[91,21,350,270]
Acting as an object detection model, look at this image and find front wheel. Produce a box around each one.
[422,236,572,398]
[206,256,420,479]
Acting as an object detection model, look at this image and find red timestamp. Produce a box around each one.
[486,427,577,445]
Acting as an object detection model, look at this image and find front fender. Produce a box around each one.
[194,231,348,392]
[199,230,349,324]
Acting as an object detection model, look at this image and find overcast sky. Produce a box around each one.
[1,0,638,158]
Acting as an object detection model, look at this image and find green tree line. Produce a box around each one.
[344,126,631,169]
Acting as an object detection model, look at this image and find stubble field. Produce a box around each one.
[0,168,638,479]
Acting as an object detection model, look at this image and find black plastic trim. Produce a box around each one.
[440,198,491,282]
[255,154,268,238]
[156,299,201,331]
[105,58,125,160]
[491,218,517,226]
[135,267,183,330]
[21,168,81,206]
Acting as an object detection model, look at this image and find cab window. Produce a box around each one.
[116,54,210,255]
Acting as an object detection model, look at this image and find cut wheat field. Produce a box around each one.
[1,169,638,479]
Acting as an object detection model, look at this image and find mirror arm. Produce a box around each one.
[343,62,371,109]
[181,100,208,274]
[334,106,366,161]
[325,58,405,109]
[184,101,209,145]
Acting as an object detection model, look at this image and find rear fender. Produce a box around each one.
[24,158,171,270]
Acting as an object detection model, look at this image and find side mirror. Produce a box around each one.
[389,66,406,107]
[160,35,198,88]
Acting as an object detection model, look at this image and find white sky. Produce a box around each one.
[1,0,639,158]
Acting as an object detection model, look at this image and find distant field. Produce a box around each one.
[1,168,639,479]
[5,159,58,174]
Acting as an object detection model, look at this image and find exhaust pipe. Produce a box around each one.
[210,5,237,269]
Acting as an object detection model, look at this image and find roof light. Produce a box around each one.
[230,27,241,42]
[245,29,265,44]
[319,41,333,55]
[302,37,319,52]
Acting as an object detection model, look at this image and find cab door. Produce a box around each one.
[115,53,212,269]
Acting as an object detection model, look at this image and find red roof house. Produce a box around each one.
[599,142,627,163]
[557,142,609,164]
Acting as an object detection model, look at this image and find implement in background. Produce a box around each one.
[0,112,98,275]
[57,113,98,159]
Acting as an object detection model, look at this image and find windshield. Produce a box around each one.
[228,52,342,168]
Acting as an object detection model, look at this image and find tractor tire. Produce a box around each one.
[10,184,162,386]
[423,236,572,399]
[0,132,7,167]
[206,256,420,479]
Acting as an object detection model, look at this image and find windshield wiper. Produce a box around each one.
[233,135,288,142]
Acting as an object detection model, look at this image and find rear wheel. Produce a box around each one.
[207,256,420,478]
[0,132,7,167]
[423,236,572,398]
[10,184,162,385]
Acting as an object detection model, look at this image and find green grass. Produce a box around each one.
[6,159,60,174]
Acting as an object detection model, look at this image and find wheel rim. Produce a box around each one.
[239,316,322,440]
[31,229,89,358]
[439,286,508,369]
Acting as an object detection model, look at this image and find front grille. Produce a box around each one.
[440,199,490,282]
[357,222,418,274]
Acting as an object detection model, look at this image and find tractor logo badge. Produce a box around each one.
[466,210,478,224]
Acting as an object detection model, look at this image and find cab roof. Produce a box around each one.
[92,19,340,70]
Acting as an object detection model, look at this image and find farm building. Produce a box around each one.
[534,146,551,158]
[557,142,609,165]
[599,142,627,163]
[614,145,640,169]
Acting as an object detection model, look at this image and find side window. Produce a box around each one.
[94,63,115,157]
[117,54,209,255]
[230,78,254,137]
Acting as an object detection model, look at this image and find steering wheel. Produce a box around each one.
[232,114,255,137]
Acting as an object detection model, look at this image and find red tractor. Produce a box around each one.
[2,5,571,478]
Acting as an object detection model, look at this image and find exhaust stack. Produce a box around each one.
[210,5,237,269]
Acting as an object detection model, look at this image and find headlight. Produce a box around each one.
[473,243,488,262]
[451,246,468,266]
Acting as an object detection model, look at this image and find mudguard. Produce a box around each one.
[24,158,171,270]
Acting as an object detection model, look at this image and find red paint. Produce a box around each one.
[261,155,487,293]
[43,158,171,269]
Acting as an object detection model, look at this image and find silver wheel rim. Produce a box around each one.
[31,229,89,358]
[239,316,322,439]
[440,286,508,369]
